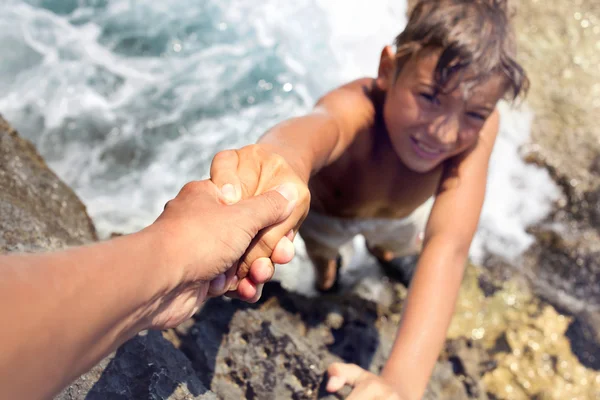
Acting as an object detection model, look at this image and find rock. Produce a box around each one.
[212,308,325,400]
[181,283,486,400]
[0,115,96,252]
[442,339,495,399]
[565,310,600,370]
[56,331,216,400]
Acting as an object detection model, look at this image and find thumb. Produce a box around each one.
[233,183,298,234]
[326,363,368,392]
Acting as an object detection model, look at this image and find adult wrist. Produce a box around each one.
[123,226,182,331]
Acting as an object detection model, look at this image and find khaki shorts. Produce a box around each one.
[299,198,434,260]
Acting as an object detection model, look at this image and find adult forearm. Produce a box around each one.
[0,229,167,399]
[257,113,342,182]
[381,236,469,399]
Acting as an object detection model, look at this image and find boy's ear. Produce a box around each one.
[377,45,396,89]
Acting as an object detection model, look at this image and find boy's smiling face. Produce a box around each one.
[377,46,506,173]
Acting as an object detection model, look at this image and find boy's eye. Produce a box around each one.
[419,92,440,106]
[466,111,487,121]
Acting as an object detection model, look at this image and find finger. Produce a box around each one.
[236,277,257,300]
[247,283,264,303]
[235,189,302,280]
[233,183,298,238]
[327,363,369,391]
[236,215,302,280]
[248,257,275,284]
[225,266,239,290]
[326,376,347,393]
[210,150,242,204]
[270,235,295,265]
[286,229,295,241]
[223,289,242,300]
[207,273,227,296]
[207,263,239,297]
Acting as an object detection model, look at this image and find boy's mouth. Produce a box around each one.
[410,136,445,160]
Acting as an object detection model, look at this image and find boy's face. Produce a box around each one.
[377,47,506,173]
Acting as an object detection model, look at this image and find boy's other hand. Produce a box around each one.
[326,363,410,400]
[209,144,311,301]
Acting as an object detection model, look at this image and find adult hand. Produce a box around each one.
[146,179,298,329]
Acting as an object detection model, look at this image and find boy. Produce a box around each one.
[209,0,528,398]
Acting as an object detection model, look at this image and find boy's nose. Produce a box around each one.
[428,114,459,147]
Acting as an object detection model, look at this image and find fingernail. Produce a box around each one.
[228,275,239,290]
[274,183,298,203]
[326,376,345,392]
[221,184,237,204]
[284,238,295,259]
[209,273,226,293]
[251,283,264,303]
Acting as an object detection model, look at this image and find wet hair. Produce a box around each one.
[394,0,529,101]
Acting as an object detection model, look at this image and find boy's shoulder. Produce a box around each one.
[315,78,382,133]
[330,78,380,104]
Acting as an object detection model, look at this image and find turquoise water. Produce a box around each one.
[0,0,559,292]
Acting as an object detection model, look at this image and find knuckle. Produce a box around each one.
[243,234,277,271]
[300,185,311,205]
[258,234,278,256]
[211,150,238,178]
[236,258,252,280]
[242,144,265,163]
[245,143,263,156]
[236,251,253,281]
[267,152,286,170]
[180,180,202,196]
[213,149,236,164]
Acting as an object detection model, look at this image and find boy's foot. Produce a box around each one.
[315,255,342,293]
[375,255,418,287]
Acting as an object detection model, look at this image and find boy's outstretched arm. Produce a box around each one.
[327,111,500,400]
[210,79,375,300]
[381,111,499,398]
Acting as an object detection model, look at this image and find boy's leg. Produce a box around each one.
[300,234,340,291]
[364,199,433,285]
[298,210,355,291]
[366,231,424,261]
[366,241,421,287]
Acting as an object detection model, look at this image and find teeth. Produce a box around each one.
[416,140,440,154]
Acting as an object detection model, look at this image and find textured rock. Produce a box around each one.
[441,339,495,399]
[57,331,216,400]
[0,115,96,252]
[182,283,484,400]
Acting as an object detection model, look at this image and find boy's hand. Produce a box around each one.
[326,363,410,400]
[210,144,311,301]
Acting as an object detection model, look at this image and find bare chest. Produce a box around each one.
[309,147,442,219]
